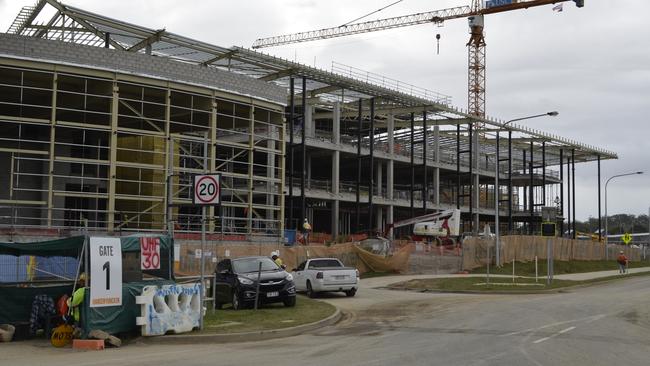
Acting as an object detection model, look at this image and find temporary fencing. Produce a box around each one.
[462,235,644,270]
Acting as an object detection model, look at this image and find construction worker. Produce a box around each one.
[302,218,312,245]
[67,273,87,326]
[272,254,286,269]
[617,250,629,274]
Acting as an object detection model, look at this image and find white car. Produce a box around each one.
[291,258,359,297]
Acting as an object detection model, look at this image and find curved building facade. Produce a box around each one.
[0,33,286,238]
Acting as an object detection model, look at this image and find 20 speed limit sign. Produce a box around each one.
[193,174,221,205]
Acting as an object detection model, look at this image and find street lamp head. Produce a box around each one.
[547,111,559,117]
[636,171,644,174]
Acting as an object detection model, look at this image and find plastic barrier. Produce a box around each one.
[135,283,202,336]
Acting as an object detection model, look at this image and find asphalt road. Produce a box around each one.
[3,274,650,366]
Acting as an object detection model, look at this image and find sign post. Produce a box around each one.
[89,237,122,307]
[541,207,557,285]
[192,172,221,330]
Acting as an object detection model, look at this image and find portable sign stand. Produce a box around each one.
[541,207,557,285]
[192,173,221,330]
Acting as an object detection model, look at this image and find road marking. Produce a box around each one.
[533,326,576,344]
[558,326,576,334]
[502,313,604,337]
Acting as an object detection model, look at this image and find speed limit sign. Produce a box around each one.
[193,174,221,205]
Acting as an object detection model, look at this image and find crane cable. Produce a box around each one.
[339,0,405,27]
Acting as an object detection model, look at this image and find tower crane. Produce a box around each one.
[252,0,585,119]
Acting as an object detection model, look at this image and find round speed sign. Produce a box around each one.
[193,174,221,205]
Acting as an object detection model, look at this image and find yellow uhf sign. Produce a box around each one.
[622,233,632,245]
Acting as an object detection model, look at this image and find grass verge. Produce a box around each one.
[388,270,650,293]
[470,259,650,277]
[360,271,398,279]
[201,295,336,334]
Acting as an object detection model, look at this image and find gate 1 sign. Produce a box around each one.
[192,174,221,205]
[90,237,123,307]
[140,237,161,270]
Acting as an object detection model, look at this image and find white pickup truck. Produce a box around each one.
[291,258,359,297]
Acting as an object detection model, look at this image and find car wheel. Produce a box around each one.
[283,296,296,307]
[306,281,316,298]
[345,288,357,297]
[231,292,241,310]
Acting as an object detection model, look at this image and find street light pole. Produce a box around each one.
[604,171,644,259]
[495,111,558,267]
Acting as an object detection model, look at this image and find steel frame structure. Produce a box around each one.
[2,0,616,239]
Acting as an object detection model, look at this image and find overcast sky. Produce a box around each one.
[1,0,649,222]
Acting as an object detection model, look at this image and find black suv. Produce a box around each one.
[214,256,296,310]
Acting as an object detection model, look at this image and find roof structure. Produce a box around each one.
[5,0,617,168]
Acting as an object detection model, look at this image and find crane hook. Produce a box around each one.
[436,33,441,55]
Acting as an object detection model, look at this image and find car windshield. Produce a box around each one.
[309,259,342,268]
[232,257,279,273]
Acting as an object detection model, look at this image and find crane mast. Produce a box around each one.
[468,0,486,118]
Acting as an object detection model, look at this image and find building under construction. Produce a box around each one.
[0,1,616,241]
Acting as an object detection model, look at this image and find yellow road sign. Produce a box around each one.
[622,233,632,245]
[51,324,74,347]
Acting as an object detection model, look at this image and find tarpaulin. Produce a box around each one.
[82,280,173,336]
[0,236,85,257]
[176,242,411,275]
[0,284,72,324]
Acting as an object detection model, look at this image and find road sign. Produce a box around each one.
[622,233,632,245]
[541,222,556,237]
[89,237,122,307]
[192,174,221,205]
[541,207,557,222]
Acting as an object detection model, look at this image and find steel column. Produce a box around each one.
[495,130,500,266]
[356,99,362,231]
[529,141,534,235]
[522,150,527,212]
[560,149,564,237]
[598,155,602,241]
[508,130,512,232]
[288,77,294,229]
[567,155,571,238]
[456,124,461,210]
[422,112,427,213]
[300,77,306,225]
[368,98,375,232]
[410,112,415,218]
[468,122,473,234]
[542,141,546,205]
[572,149,576,239]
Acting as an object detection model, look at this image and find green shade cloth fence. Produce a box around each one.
[0,234,175,336]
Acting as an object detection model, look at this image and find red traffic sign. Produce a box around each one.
[193,174,221,205]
